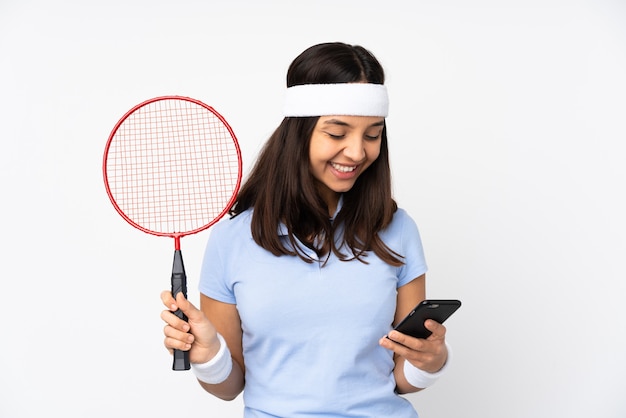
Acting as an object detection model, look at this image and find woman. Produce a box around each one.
[161,42,451,417]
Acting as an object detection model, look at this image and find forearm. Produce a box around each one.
[393,341,452,394]
[393,356,424,395]
[197,358,245,401]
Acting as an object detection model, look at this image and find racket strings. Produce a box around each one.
[106,99,240,234]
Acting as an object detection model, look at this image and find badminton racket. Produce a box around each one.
[103,96,242,370]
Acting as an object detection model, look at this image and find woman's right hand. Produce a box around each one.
[160,291,222,364]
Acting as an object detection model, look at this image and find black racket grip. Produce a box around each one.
[171,249,190,371]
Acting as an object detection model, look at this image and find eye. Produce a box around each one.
[324,131,345,139]
[364,131,382,140]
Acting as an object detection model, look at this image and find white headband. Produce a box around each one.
[282,83,389,117]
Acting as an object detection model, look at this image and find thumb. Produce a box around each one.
[173,292,217,348]
[172,292,203,322]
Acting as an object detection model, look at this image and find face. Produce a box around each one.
[309,115,384,209]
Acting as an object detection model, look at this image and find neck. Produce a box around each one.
[317,186,340,217]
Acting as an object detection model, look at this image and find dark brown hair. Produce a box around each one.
[231,42,402,266]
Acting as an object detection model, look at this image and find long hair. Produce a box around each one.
[231,42,402,266]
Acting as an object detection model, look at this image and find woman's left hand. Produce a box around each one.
[379,319,448,374]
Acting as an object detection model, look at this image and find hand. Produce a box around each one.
[379,319,448,373]
[160,291,221,364]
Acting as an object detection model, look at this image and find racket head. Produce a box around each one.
[103,96,242,243]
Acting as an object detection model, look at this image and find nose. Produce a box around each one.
[343,135,366,162]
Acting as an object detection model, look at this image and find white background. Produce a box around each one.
[1,0,625,417]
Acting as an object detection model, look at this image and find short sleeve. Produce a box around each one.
[392,209,428,288]
[198,219,237,304]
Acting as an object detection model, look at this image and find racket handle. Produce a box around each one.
[171,249,190,371]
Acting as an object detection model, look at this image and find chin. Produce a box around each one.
[331,183,356,193]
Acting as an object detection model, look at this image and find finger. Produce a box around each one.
[163,321,194,345]
[160,290,177,310]
[386,330,426,350]
[424,320,447,340]
[381,331,425,354]
[163,333,192,352]
[379,335,410,356]
[379,335,433,369]
[160,309,191,332]
[172,292,205,323]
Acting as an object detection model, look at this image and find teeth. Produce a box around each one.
[331,162,356,173]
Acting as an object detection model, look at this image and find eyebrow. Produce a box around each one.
[322,118,385,128]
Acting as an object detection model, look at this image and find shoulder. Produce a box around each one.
[211,209,253,236]
[378,207,423,251]
[392,207,412,223]
[384,207,419,235]
[206,210,254,250]
[387,207,428,281]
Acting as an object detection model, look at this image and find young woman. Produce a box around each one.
[161,42,452,417]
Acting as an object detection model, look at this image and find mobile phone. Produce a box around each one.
[392,299,461,339]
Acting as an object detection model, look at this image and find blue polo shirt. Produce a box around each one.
[199,205,427,417]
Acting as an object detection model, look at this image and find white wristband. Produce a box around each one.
[403,342,452,389]
[190,333,233,384]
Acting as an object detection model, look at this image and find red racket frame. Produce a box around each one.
[103,96,242,250]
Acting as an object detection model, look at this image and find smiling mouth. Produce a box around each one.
[330,162,357,173]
